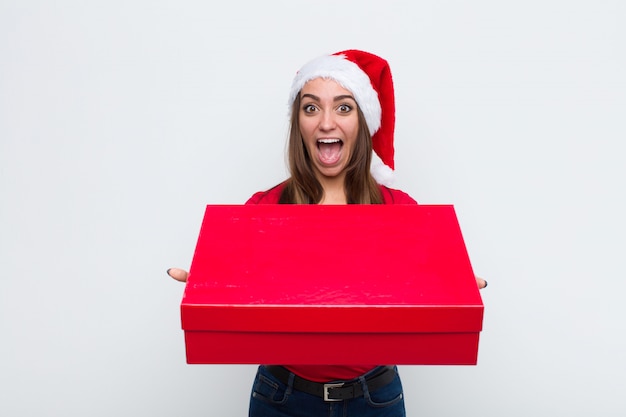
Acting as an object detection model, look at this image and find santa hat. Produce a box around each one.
[288,50,396,187]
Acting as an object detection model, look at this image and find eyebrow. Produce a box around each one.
[301,93,357,102]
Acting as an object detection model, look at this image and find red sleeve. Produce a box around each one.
[245,191,268,205]
[379,186,418,205]
[245,182,285,205]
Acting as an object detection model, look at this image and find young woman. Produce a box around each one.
[168,50,487,417]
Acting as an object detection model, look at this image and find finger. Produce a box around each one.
[476,277,488,289]
[167,267,189,282]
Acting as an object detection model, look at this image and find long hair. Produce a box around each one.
[279,92,383,204]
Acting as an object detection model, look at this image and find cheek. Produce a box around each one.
[299,119,317,141]
[342,119,360,143]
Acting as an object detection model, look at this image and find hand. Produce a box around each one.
[168,267,487,288]
[476,277,488,289]
[167,268,188,283]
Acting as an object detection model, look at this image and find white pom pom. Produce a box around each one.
[371,151,394,187]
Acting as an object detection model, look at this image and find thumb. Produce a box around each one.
[167,267,189,283]
[476,276,488,289]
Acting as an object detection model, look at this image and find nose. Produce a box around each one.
[319,109,336,131]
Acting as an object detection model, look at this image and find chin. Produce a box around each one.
[315,166,345,180]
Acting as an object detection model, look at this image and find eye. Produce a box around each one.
[337,104,353,113]
[302,104,318,113]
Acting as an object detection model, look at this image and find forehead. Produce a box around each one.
[300,77,354,98]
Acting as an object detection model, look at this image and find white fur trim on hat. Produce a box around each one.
[371,150,395,187]
[288,54,382,136]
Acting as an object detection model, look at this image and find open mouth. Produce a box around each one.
[317,139,343,165]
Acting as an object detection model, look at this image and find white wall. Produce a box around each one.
[1,1,625,415]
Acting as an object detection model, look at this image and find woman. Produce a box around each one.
[169,50,487,417]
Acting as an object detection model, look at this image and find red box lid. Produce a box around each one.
[181,205,483,334]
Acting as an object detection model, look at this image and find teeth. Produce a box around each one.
[317,139,341,144]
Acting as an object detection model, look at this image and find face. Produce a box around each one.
[298,78,360,182]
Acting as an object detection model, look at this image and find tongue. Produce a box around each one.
[319,142,342,165]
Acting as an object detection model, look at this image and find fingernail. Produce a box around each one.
[484,280,488,288]
[166,268,172,276]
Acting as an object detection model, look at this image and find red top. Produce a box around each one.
[246,182,417,206]
[245,182,417,382]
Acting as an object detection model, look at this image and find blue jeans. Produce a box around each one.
[248,366,406,417]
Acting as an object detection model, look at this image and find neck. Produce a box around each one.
[317,174,347,205]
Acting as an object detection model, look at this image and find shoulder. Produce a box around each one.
[245,182,287,205]
[378,185,418,205]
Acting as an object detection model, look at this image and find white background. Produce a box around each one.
[1,1,625,416]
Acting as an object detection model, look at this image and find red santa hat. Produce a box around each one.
[288,49,396,186]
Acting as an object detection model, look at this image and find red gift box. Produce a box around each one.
[181,204,483,365]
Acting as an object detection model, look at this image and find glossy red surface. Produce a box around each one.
[181,205,483,365]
